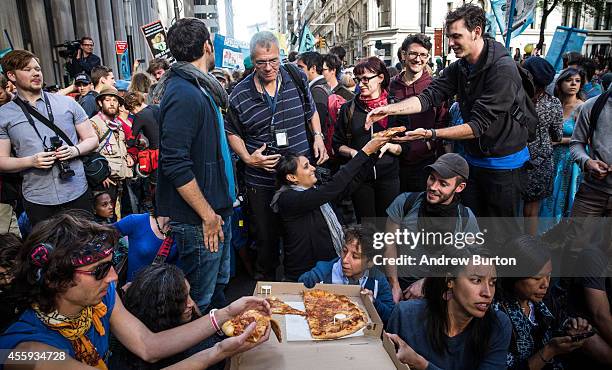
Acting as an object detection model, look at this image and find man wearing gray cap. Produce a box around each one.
[383,153,479,302]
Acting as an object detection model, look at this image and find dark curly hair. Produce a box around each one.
[167,18,211,63]
[123,264,194,332]
[400,33,432,53]
[12,210,119,313]
[146,57,170,75]
[445,4,487,34]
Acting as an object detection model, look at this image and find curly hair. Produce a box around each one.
[123,264,193,332]
[400,33,432,52]
[146,58,170,75]
[0,233,21,271]
[123,91,145,112]
[12,211,119,313]
[445,4,487,34]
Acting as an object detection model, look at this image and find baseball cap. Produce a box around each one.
[426,153,469,180]
[74,73,91,85]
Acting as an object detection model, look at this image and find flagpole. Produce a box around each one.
[505,0,516,49]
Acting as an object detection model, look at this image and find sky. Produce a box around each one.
[232,0,272,41]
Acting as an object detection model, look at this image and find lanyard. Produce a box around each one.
[260,74,280,124]
[18,92,54,148]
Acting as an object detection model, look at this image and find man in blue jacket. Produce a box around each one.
[298,224,395,324]
[155,18,235,313]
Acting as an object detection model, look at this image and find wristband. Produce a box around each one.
[429,128,437,141]
[74,146,81,157]
[209,308,225,336]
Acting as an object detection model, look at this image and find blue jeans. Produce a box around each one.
[171,216,231,312]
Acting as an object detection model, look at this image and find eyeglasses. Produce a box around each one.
[82,43,94,47]
[353,75,379,85]
[404,51,430,60]
[254,58,280,68]
[75,261,113,280]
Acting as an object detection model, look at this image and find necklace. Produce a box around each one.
[154,216,170,237]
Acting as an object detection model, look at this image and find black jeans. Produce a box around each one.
[399,157,436,193]
[352,176,400,221]
[24,190,93,226]
[461,165,525,246]
[246,186,281,280]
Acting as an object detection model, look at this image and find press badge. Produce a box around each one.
[275,129,288,147]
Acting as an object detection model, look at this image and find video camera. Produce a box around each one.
[55,40,82,59]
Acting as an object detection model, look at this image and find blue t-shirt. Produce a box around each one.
[387,299,511,370]
[114,213,178,282]
[0,283,117,364]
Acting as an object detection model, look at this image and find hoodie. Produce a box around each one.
[389,70,448,165]
[418,39,529,158]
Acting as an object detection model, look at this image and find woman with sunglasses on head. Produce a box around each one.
[385,246,512,370]
[333,57,407,220]
[539,68,585,233]
[0,211,271,369]
[494,235,595,370]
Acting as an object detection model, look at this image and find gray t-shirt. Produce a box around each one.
[0,92,89,205]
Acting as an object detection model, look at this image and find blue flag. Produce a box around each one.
[0,48,12,73]
[298,25,315,53]
[490,0,535,40]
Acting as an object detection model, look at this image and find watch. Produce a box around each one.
[313,131,324,139]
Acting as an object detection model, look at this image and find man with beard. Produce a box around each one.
[389,34,448,192]
[383,153,479,302]
[89,87,133,206]
[0,50,98,225]
[155,18,235,313]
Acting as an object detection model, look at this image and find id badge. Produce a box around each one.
[275,129,288,147]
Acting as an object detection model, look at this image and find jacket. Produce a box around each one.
[418,39,528,158]
[332,95,407,180]
[272,151,374,280]
[298,257,395,323]
[389,70,448,165]
[156,68,233,224]
[90,114,133,180]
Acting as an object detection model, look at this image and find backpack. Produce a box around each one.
[588,90,611,139]
[513,63,539,143]
[324,92,347,155]
[402,192,470,230]
[282,63,313,145]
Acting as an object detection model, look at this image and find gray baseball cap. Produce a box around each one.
[425,153,469,180]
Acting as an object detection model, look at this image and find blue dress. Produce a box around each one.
[539,113,582,233]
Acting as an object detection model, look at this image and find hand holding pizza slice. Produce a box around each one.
[222,309,282,343]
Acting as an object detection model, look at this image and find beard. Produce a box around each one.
[101,106,118,118]
[207,56,216,72]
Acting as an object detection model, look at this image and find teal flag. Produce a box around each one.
[298,25,315,53]
[0,47,12,72]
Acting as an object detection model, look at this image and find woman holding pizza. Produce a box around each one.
[385,246,512,370]
[271,135,391,281]
[332,56,407,220]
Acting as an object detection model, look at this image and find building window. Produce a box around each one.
[208,0,217,4]
[378,0,391,27]
[605,2,612,30]
[571,2,582,28]
[211,27,219,33]
[194,0,206,5]
[561,4,570,26]
[195,13,205,19]
[426,0,432,27]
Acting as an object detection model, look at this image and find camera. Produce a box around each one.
[315,166,332,184]
[46,136,75,180]
[262,142,284,156]
[55,40,82,59]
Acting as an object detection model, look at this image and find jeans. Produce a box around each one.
[171,215,231,313]
[246,186,281,280]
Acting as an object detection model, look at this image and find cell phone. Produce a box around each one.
[570,331,596,342]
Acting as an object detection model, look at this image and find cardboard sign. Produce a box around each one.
[115,41,128,55]
[140,20,174,62]
[546,26,588,71]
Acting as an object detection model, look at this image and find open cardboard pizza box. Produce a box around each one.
[228,282,410,370]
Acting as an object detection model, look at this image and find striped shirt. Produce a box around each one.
[226,66,316,188]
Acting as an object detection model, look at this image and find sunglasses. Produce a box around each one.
[75,261,113,280]
[353,75,379,85]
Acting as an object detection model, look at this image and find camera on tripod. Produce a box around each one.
[55,40,82,59]
[46,136,75,180]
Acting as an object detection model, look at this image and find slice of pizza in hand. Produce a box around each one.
[221,309,282,343]
[303,289,368,340]
[266,296,307,316]
[372,126,407,138]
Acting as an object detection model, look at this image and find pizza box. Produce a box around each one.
[228,282,410,370]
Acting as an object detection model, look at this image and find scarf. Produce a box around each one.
[417,195,460,235]
[359,89,389,129]
[34,302,108,369]
[270,185,344,257]
[148,62,229,110]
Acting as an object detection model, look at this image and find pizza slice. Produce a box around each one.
[372,126,407,138]
[221,309,282,342]
[303,289,368,340]
[266,296,307,316]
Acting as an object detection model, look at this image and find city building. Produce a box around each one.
[194,0,220,34]
[289,0,612,66]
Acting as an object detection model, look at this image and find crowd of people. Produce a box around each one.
[0,3,610,369]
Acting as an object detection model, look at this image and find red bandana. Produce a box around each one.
[359,90,389,129]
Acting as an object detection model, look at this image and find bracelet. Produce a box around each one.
[429,128,437,141]
[74,146,81,157]
[209,309,225,336]
[538,348,554,364]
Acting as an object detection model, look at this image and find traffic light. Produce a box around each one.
[314,35,327,49]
